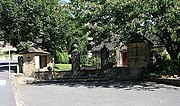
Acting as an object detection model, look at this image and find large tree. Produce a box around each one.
[68,0,180,60]
[141,0,180,60]
[0,0,69,54]
[0,0,179,60]
[118,0,180,60]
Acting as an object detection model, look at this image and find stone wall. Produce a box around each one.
[104,67,130,80]
[23,53,53,76]
[23,53,36,76]
[34,71,73,80]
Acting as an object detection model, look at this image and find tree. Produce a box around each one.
[0,0,179,60]
[0,0,68,54]
[143,0,180,60]
[68,0,180,60]
[121,0,180,60]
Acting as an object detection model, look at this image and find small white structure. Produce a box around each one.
[21,47,53,76]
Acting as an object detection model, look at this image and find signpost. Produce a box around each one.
[8,49,11,79]
[0,43,17,79]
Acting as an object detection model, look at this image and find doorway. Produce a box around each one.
[40,55,47,68]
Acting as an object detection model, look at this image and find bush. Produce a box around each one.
[87,57,101,66]
[143,52,180,79]
[161,59,180,76]
[55,51,69,64]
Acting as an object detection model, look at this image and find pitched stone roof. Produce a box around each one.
[21,47,50,54]
[91,36,120,52]
[91,35,160,52]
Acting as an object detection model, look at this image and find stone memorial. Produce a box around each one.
[127,42,151,79]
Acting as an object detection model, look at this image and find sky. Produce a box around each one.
[61,0,70,3]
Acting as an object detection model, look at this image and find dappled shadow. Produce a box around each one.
[28,80,179,91]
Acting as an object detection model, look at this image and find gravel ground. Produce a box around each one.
[19,81,180,106]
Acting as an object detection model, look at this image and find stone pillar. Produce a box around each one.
[71,51,80,73]
[100,46,109,70]
[18,56,23,73]
[127,42,151,79]
[116,47,122,67]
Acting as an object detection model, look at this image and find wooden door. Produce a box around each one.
[122,52,128,67]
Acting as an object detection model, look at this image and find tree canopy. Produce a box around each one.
[0,0,179,60]
[0,0,69,54]
[67,0,180,60]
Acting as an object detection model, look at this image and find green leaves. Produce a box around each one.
[0,0,179,60]
[67,0,180,60]
[0,0,68,54]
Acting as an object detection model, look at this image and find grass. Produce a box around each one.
[54,64,72,71]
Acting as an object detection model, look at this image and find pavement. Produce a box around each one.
[1,68,179,106]
[17,80,180,106]
[0,70,16,106]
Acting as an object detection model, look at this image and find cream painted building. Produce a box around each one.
[21,47,53,76]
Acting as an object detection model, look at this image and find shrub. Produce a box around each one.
[161,59,180,76]
[55,51,69,64]
[143,52,180,79]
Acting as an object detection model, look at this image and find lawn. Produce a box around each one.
[54,64,72,71]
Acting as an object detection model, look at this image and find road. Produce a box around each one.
[0,70,16,106]
[19,81,180,106]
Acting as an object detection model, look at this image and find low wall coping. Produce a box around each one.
[146,78,180,87]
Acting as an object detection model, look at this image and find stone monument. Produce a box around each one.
[127,42,151,79]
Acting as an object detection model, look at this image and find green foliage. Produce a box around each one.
[161,59,180,76]
[68,0,180,60]
[87,57,100,67]
[0,0,179,61]
[143,53,180,79]
[80,54,101,67]
[55,51,69,64]
[143,72,161,79]
[17,41,34,51]
[0,0,72,54]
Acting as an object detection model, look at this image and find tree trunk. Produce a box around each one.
[166,49,179,60]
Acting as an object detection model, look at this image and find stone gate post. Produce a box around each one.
[100,45,109,70]
[71,51,80,73]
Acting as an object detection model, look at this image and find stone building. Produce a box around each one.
[91,36,157,79]
[91,36,127,68]
[21,47,53,76]
[116,42,128,67]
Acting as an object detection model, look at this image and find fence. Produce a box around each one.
[79,51,101,71]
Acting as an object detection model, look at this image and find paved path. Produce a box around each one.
[19,81,180,106]
[0,70,16,106]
